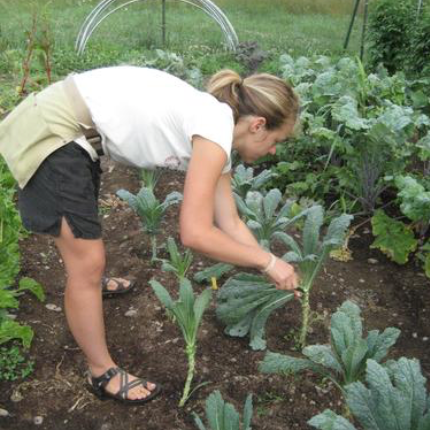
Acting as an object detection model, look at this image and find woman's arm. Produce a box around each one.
[213,171,261,248]
[180,136,299,292]
[180,135,269,270]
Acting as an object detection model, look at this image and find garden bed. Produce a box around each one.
[1,158,429,430]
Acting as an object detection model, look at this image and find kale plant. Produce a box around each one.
[275,205,353,347]
[193,390,253,430]
[234,188,306,250]
[116,187,182,262]
[216,273,295,350]
[231,164,277,199]
[140,168,161,193]
[260,300,400,390]
[308,358,430,430]
[150,278,211,407]
[216,205,352,350]
[161,237,193,280]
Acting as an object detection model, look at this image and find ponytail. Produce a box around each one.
[207,69,299,129]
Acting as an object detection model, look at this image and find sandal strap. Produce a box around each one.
[91,367,120,389]
[101,277,132,293]
[116,368,151,400]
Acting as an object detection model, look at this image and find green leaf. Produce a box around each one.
[418,412,430,430]
[303,205,324,256]
[424,250,430,278]
[303,345,343,375]
[0,318,34,348]
[17,277,45,302]
[224,313,253,338]
[223,403,240,430]
[248,291,293,350]
[149,279,174,309]
[263,189,282,219]
[386,358,428,430]
[332,96,370,131]
[323,214,353,249]
[377,102,413,133]
[371,210,417,264]
[206,390,224,430]
[192,413,207,430]
[0,288,19,309]
[366,327,400,362]
[308,409,357,430]
[260,351,317,374]
[272,232,302,258]
[196,390,253,430]
[116,189,138,211]
[243,394,253,430]
[341,339,369,384]
[193,288,212,327]
[216,274,292,349]
[281,251,302,263]
[245,192,263,220]
[345,381,379,430]
[330,301,362,359]
[194,263,234,283]
[179,278,195,319]
[395,176,430,224]
[166,237,179,266]
[161,191,183,209]
[353,360,399,430]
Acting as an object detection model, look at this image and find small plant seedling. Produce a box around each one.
[150,278,211,407]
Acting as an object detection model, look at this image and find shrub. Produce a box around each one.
[367,0,416,74]
[367,0,430,76]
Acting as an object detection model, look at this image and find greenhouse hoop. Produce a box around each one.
[75,0,239,54]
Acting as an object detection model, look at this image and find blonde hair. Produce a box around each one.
[207,69,299,129]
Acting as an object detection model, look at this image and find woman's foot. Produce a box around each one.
[101,277,136,296]
[87,367,161,403]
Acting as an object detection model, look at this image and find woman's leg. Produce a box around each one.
[54,217,156,400]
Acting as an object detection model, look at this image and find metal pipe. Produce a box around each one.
[77,0,143,54]
[344,0,361,50]
[76,0,239,54]
[360,0,369,61]
[162,0,166,47]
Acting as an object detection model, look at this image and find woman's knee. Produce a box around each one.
[62,249,106,289]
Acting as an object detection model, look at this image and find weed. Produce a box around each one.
[0,344,34,381]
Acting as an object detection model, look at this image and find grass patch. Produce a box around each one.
[0,0,363,58]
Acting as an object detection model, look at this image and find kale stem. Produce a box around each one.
[299,289,310,349]
[179,343,196,407]
[151,235,157,262]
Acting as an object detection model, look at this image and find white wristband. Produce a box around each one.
[262,253,277,273]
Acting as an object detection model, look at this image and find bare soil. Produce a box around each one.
[1,158,429,430]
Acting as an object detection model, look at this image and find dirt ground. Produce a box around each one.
[1,158,429,430]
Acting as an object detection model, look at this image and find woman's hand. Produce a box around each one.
[263,255,301,299]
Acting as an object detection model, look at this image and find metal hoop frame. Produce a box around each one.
[75,0,239,54]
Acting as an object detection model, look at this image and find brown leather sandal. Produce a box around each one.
[101,276,136,297]
[87,367,162,404]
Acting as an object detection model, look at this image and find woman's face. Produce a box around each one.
[233,117,296,164]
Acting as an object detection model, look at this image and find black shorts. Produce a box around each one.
[18,142,103,239]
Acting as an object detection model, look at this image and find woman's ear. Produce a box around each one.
[249,116,267,133]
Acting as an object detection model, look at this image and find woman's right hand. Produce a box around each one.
[264,256,301,299]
